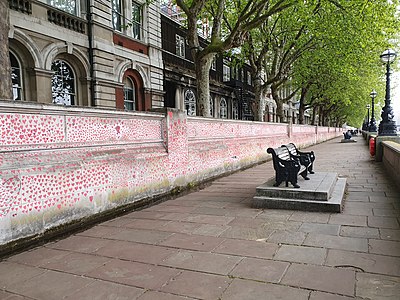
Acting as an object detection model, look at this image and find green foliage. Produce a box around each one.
[171,0,400,123]
[290,0,400,126]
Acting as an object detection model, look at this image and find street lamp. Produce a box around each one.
[378,49,398,136]
[369,90,377,132]
[366,104,370,130]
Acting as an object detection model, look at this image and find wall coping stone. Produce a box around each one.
[382,140,400,154]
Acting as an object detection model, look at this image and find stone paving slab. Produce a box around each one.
[303,232,369,252]
[356,273,400,300]
[160,270,231,299]
[221,278,310,300]
[299,222,341,235]
[212,238,279,259]
[7,270,94,300]
[65,280,145,300]
[1,137,400,300]
[280,263,356,296]
[161,249,242,275]
[229,257,289,283]
[325,249,400,276]
[93,241,178,264]
[85,259,180,290]
[274,244,327,265]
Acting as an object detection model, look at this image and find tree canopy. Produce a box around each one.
[291,0,399,127]
[175,0,295,117]
[173,0,400,126]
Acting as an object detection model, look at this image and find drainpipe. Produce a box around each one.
[87,0,95,107]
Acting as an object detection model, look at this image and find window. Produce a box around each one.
[223,60,230,82]
[124,77,136,110]
[247,71,252,85]
[220,98,227,119]
[130,2,142,39]
[176,34,185,57]
[51,60,75,105]
[209,94,214,117]
[10,52,22,101]
[233,102,239,120]
[232,65,240,80]
[184,89,196,116]
[211,56,216,71]
[112,0,123,31]
[47,0,77,15]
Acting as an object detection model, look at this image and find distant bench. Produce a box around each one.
[267,143,315,188]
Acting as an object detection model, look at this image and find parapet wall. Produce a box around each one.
[381,141,400,187]
[0,102,342,245]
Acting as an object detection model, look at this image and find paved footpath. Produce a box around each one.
[1,137,400,300]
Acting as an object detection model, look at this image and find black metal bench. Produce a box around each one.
[267,146,309,188]
[282,142,315,174]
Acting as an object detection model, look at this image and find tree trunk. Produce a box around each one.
[271,83,284,123]
[194,53,213,117]
[0,1,12,100]
[318,106,323,126]
[299,106,305,124]
[298,87,309,125]
[311,106,317,125]
[252,76,264,121]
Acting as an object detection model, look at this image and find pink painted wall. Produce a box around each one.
[0,103,342,245]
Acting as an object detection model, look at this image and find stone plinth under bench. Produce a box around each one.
[252,172,346,213]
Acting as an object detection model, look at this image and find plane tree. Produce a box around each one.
[292,0,400,126]
[236,0,399,124]
[174,0,295,117]
[228,1,321,121]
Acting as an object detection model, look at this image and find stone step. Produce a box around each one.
[252,177,346,213]
[255,172,337,201]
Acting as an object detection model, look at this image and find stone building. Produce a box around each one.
[8,0,164,110]
[160,7,256,120]
[7,0,309,123]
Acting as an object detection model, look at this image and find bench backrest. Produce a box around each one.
[284,143,298,156]
[267,146,291,167]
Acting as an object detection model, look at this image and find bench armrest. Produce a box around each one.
[277,157,300,168]
[290,153,310,166]
[297,150,315,161]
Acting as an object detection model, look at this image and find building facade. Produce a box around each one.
[7,0,309,123]
[161,12,257,120]
[8,0,164,110]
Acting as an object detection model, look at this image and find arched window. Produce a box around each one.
[184,89,196,116]
[209,94,214,117]
[124,76,136,110]
[51,60,75,105]
[10,52,22,101]
[220,98,227,119]
[118,69,145,111]
[233,102,239,120]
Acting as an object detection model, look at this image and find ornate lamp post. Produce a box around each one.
[378,49,398,136]
[366,104,370,130]
[369,90,377,132]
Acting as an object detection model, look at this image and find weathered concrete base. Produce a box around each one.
[252,172,346,212]
[340,139,357,143]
